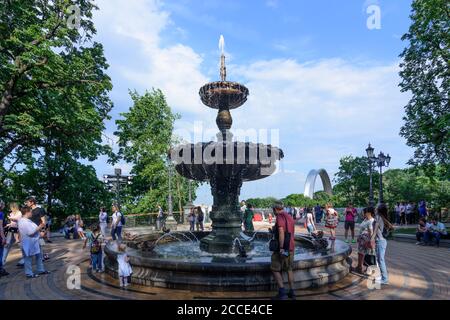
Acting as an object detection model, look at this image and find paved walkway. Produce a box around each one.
[0,224,448,300]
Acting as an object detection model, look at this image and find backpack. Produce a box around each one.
[90,234,101,254]
[120,213,126,225]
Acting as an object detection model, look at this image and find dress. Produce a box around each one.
[357,218,375,255]
[243,209,254,232]
[117,253,132,277]
[325,209,339,229]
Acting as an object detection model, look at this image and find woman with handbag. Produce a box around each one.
[355,207,376,274]
[373,203,392,285]
[324,203,339,240]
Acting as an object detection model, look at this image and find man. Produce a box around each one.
[270,201,296,300]
[418,200,428,220]
[0,200,9,277]
[405,202,413,225]
[111,205,123,241]
[18,206,50,278]
[415,218,427,245]
[399,202,406,225]
[425,218,448,247]
[314,204,323,223]
[344,203,357,243]
[394,202,401,225]
[25,197,49,260]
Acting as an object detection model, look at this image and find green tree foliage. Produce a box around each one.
[399,0,450,176]
[114,89,199,214]
[0,1,113,217]
[384,167,450,211]
[333,156,378,207]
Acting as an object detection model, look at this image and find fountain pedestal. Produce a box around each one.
[199,175,250,253]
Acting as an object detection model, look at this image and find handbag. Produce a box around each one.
[364,254,377,266]
[269,214,291,252]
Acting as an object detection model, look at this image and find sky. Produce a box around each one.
[88,0,415,205]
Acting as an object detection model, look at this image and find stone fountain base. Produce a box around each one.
[104,230,352,292]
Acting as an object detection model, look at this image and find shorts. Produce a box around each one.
[344,221,355,230]
[270,252,294,272]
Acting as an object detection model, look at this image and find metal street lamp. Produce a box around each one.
[165,162,178,230]
[366,143,376,207]
[366,144,391,205]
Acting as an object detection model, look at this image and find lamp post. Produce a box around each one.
[366,144,375,207]
[366,144,391,205]
[165,162,178,230]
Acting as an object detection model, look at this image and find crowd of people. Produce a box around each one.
[393,200,432,226]
[415,217,448,247]
[187,206,205,232]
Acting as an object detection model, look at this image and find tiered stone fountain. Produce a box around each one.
[104,37,351,291]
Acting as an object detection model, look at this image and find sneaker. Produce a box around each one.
[26,274,39,279]
[344,239,349,243]
[288,290,297,300]
[38,271,51,275]
[416,242,422,245]
[352,239,356,244]
[272,288,288,300]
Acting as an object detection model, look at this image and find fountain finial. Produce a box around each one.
[219,35,226,81]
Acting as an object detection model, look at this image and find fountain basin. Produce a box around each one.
[199,81,249,109]
[104,231,352,292]
[170,141,284,182]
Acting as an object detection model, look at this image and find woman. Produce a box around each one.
[195,207,204,232]
[324,203,339,240]
[75,214,85,240]
[373,203,392,285]
[243,204,255,232]
[98,207,108,238]
[355,207,375,274]
[1,202,22,265]
[188,208,196,232]
[305,207,316,235]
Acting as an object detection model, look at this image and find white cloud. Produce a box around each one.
[94,0,208,115]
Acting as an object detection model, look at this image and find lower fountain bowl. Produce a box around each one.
[104,230,352,292]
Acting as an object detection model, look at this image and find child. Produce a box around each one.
[117,243,132,287]
[83,225,103,272]
[75,215,85,240]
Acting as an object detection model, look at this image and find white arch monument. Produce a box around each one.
[304,169,333,199]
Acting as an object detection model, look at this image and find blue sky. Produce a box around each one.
[90,0,414,205]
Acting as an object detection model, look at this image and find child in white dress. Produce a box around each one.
[117,244,132,287]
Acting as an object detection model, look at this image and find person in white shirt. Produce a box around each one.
[399,202,406,225]
[18,206,49,278]
[1,202,22,265]
[425,218,447,247]
[98,207,108,237]
[111,205,123,241]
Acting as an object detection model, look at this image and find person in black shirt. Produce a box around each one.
[25,197,49,260]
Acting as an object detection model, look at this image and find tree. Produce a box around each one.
[333,156,378,207]
[0,1,113,218]
[0,0,112,162]
[114,89,199,213]
[399,0,450,176]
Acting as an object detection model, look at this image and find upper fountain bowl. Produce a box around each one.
[199,81,249,110]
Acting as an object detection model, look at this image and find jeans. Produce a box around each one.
[99,222,107,238]
[425,231,441,246]
[0,245,4,271]
[156,217,163,230]
[416,232,425,242]
[91,252,102,270]
[307,224,314,235]
[1,232,17,265]
[376,239,388,283]
[24,252,46,276]
[395,214,401,224]
[111,226,122,241]
[189,221,195,232]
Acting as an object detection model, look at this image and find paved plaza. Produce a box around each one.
[0,223,448,300]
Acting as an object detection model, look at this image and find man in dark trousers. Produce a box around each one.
[270,201,296,300]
